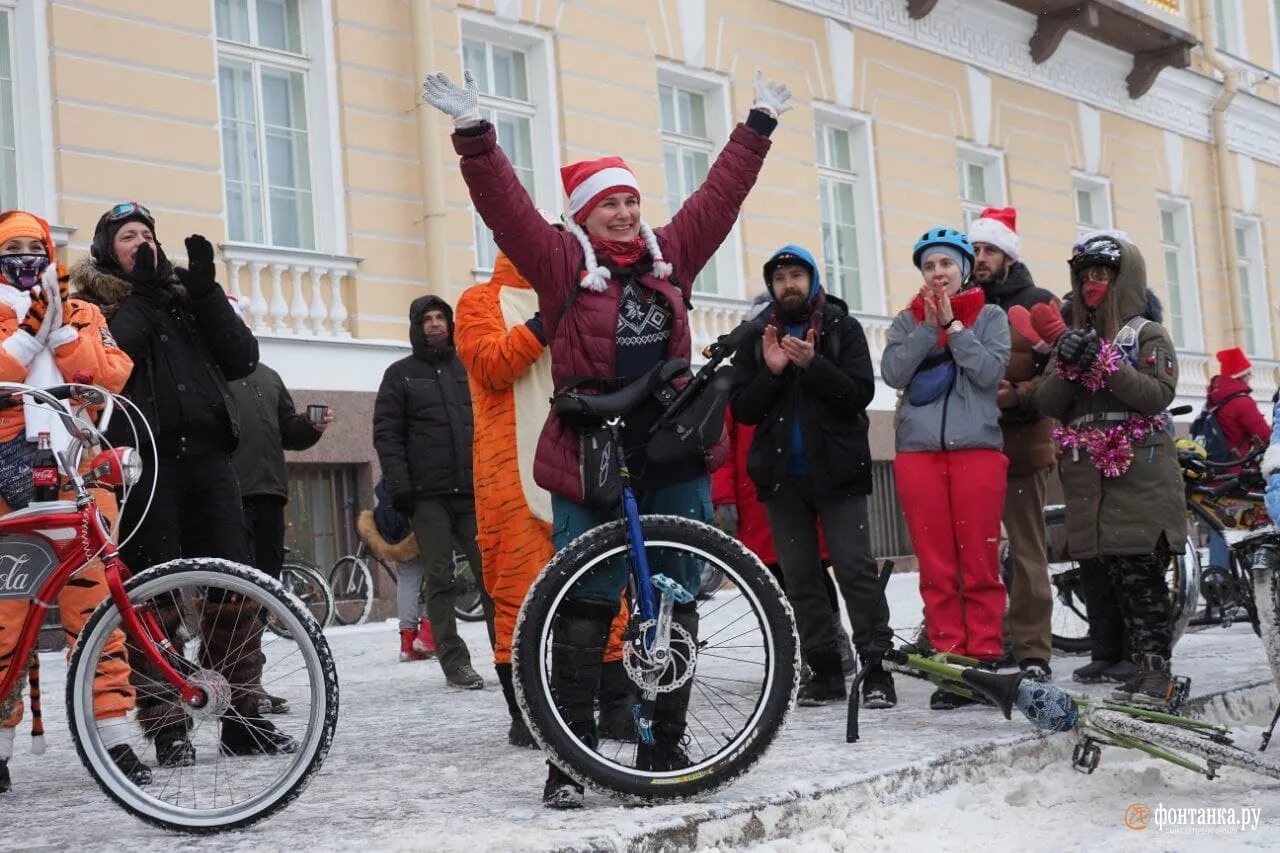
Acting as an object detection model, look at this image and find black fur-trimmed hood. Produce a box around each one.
[69,256,190,318]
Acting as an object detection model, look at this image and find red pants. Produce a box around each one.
[895,449,1009,659]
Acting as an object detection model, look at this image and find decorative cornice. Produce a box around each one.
[775,0,1280,167]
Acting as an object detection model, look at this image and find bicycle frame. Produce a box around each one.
[604,415,659,625]
[0,497,201,707]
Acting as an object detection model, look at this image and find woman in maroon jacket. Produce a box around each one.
[423,68,791,809]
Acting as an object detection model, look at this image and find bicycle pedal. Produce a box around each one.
[651,574,694,605]
[1071,739,1101,774]
[1172,676,1192,708]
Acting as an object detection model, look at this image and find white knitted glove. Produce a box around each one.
[421,70,482,127]
[752,70,792,118]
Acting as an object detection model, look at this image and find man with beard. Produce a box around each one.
[967,207,1058,681]
[373,295,491,690]
[730,245,894,708]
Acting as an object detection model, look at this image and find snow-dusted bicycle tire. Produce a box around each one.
[1252,563,1280,690]
[513,515,799,802]
[68,559,340,833]
[1089,709,1280,781]
[329,555,375,626]
[267,559,335,637]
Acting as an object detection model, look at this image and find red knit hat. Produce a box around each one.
[967,206,1020,261]
[560,157,641,223]
[1216,346,1252,379]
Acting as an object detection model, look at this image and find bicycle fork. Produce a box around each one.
[103,560,203,707]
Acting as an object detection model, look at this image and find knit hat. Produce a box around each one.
[0,211,55,291]
[1216,347,1251,379]
[967,206,1020,261]
[558,156,671,292]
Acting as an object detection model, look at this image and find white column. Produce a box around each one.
[328,271,350,338]
[247,261,268,332]
[268,263,289,335]
[224,258,245,304]
[288,265,309,334]
[309,266,330,336]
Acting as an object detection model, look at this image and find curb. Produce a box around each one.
[575,678,1278,852]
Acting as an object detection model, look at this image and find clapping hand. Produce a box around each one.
[780,328,817,368]
[762,325,791,376]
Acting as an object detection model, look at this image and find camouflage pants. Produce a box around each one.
[1080,552,1173,659]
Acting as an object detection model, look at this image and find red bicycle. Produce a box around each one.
[0,381,337,832]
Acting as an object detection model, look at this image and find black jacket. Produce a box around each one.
[70,258,259,458]
[980,261,1056,313]
[230,363,322,499]
[729,294,876,500]
[372,295,475,502]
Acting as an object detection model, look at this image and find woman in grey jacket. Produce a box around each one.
[881,228,1011,709]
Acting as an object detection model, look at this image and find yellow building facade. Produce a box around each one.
[1,0,1277,555]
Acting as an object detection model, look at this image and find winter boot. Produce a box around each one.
[597,660,638,743]
[0,759,8,794]
[108,745,153,785]
[636,603,696,771]
[1102,659,1138,684]
[155,730,196,768]
[1112,654,1175,707]
[1072,659,1115,683]
[860,663,896,709]
[256,692,290,715]
[541,600,613,808]
[220,713,299,756]
[414,617,437,658]
[1018,658,1053,683]
[542,763,584,810]
[128,602,194,756]
[835,622,857,677]
[444,664,485,690]
[796,647,846,706]
[399,628,424,663]
[495,663,538,749]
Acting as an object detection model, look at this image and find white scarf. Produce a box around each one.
[0,283,74,451]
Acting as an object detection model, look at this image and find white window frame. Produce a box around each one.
[813,104,884,314]
[657,62,741,296]
[459,13,560,278]
[1157,196,1204,351]
[1270,0,1280,71]
[1234,215,1271,356]
[1213,0,1246,57]
[956,142,1006,232]
[214,0,347,255]
[1072,173,1113,239]
[0,0,57,220]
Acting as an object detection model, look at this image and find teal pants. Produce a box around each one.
[552,476,713,603]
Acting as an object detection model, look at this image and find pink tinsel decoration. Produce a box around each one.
[1054,339,1123,391]
[1053,414,1168,478]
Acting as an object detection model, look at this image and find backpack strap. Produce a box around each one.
[1113,316,1150,367]
[1209,390,1251,415]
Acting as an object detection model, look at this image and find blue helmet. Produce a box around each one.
[912,227,975,269]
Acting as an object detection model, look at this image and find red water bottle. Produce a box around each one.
[32,431,58,502]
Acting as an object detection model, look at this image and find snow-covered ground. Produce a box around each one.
[4,573,1278,851]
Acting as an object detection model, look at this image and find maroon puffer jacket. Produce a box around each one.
[451,122,772,502]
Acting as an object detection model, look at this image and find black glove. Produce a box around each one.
[391,491,416,518]
[1075,334,1101,371]
[1056,329,1088,365]
[132,242,158,283]
[524,312,546,345]
[178,234,218,298]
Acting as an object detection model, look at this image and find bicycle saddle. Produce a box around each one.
[553,360,689,421]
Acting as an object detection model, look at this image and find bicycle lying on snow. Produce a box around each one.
[512,322,799,802]
[0,381,338,832]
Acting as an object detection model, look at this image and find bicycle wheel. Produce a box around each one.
[67,558,339,833]
[513,514,798,802]
[267,561,334,638]
[1089,709,1280,781]
[1249,552,1280,688]
[696,562,727,600]
[329,555,374,626]
[1042,507,1091,654]
[453,551,486,622]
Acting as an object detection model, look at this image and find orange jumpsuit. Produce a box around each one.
[455,254,625,664]
[0,294,135,729]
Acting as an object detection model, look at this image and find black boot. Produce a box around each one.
[636,603,697,771]
[108,745,153,785]
[495,663,538,749]
[597,660,638,743]
[796,646,846,706]
[155,729,196,768]
[220,713,299,756]
[0,758,10,794]
[541,601,612,808]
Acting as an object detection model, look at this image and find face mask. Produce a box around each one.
[1082,282,1110,309]
[0,253,51,291]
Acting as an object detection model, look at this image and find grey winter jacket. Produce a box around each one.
[880,304,1010,453]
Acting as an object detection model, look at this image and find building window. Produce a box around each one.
[1235,218,1270,356]
[0,9,16,210]
[1213,0,1243,54]
[814,114,882,313]
[658,71,734,294]
[285,464,359,569]
[1073,175,1112,238]
[464,37,537,270]
[956,146,1005,231]
[1158,200,1202,350]
[216,0,315,250]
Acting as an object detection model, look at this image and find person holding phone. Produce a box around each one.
[881,228,1011,710]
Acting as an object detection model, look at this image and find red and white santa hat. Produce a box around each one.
[967,206,1020,261]
[558,156,672,292]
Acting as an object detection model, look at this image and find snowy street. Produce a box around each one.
[5,573,1278,852]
